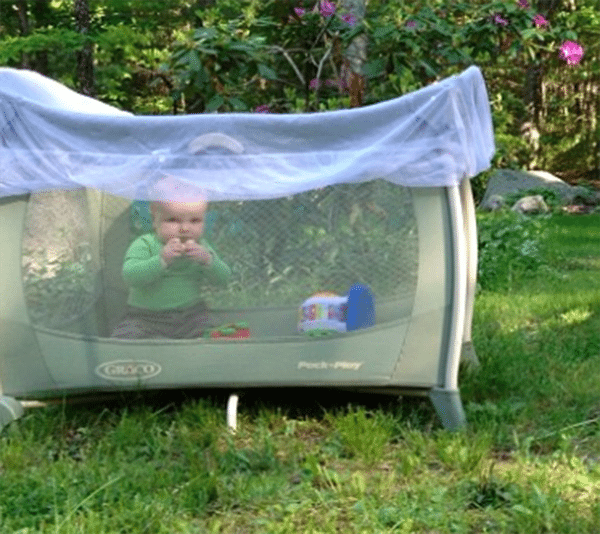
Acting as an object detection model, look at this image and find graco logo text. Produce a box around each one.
[95,360,162,381]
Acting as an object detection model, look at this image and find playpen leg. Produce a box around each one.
[461,341,480,368]
[429,388,466,431]
[227,393,240,432]
[0,396,24,432]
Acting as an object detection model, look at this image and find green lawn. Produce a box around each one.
[2,212,600,533]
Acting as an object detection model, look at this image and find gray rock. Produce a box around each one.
[481,169,590,208]
[511,195,549,214]
[480,194,505,211]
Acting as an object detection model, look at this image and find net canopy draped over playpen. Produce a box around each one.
[0,67,494,432]
[0,66,494,201]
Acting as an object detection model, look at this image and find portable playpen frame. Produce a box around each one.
[0,179,478,431]
[0,66,489,432]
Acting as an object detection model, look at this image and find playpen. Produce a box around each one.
[0,66,494,431]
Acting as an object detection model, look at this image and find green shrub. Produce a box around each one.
[477,211,550,291]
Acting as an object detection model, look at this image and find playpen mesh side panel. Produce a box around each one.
[21,190,101,331]
[102,179,418,317]
[21,181,418,336]
[202,180,418,309]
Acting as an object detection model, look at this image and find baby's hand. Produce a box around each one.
[183,240,213,265]
[161,238,185,265]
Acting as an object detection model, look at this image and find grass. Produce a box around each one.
[3,212,600,533]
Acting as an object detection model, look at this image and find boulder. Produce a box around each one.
[511,195,549,215]
[483,194,505,212]
[480,169,590,209]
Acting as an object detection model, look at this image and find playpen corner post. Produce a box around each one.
[0,396,24,432]
[459,177,480,368]
[433,183,469,430]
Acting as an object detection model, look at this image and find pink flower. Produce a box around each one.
[325,78,346,90]
[255,104,270,113]
[328,69,349,91]
[405,19,417,29]
[309,78,321,89]
[340,13,357,26]
[293,7,305,17]
[517,0,530,8]
[533,14,548,27]
[559,40,584,65]
[494,14,508,26]
[319,1,336,18]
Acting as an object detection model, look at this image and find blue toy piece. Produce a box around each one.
[346,283,375,331]
[297,284,375,334]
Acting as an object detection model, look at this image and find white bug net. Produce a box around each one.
[0,66,494,201]
[1,67,494,337]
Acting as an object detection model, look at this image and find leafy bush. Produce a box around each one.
[477,211,550,291]
[22,247,99,328]
[1,0,598,173]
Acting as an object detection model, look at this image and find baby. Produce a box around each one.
[111,183,231,339]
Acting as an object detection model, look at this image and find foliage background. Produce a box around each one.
[2,4,600,532]
[1,0,599,193]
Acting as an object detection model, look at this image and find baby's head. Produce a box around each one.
[151,200,207,244]
[150,176,208,243]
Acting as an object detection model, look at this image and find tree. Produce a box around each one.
[340,0,367,107]
[74,0,95,97]
[14,0,30,67]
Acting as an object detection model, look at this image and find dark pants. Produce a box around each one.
[111,300,211,339]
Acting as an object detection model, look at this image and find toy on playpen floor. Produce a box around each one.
[204,322,250,339]
[298,283,375,337]
[204,282,375,340]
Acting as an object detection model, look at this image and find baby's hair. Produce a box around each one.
[149,175,208,222]
[150,199,208,223]
[150,175,207,203]
[149,201,162,222]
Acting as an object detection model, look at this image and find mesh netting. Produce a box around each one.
[1,66,494,199]
[22,190,101,329]
[22,180,418,333]
[201,180,418,309]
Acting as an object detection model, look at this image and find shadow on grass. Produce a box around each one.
[29,386,440,430]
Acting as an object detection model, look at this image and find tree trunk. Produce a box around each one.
[30,0,51,75]
[340,0,367,108]
[523,0,565,118]
[74,0,95,97]
[522,0,566,167]
[536,0,565,10]
[15,0,30,69]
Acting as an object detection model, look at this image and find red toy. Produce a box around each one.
[206,322,250,339]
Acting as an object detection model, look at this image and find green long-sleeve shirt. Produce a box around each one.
[122,233,231,310]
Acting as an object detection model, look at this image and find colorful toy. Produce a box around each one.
[298,284,375,335]
[204,321,250,340]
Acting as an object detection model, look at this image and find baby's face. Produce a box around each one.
[153,201,207,243]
